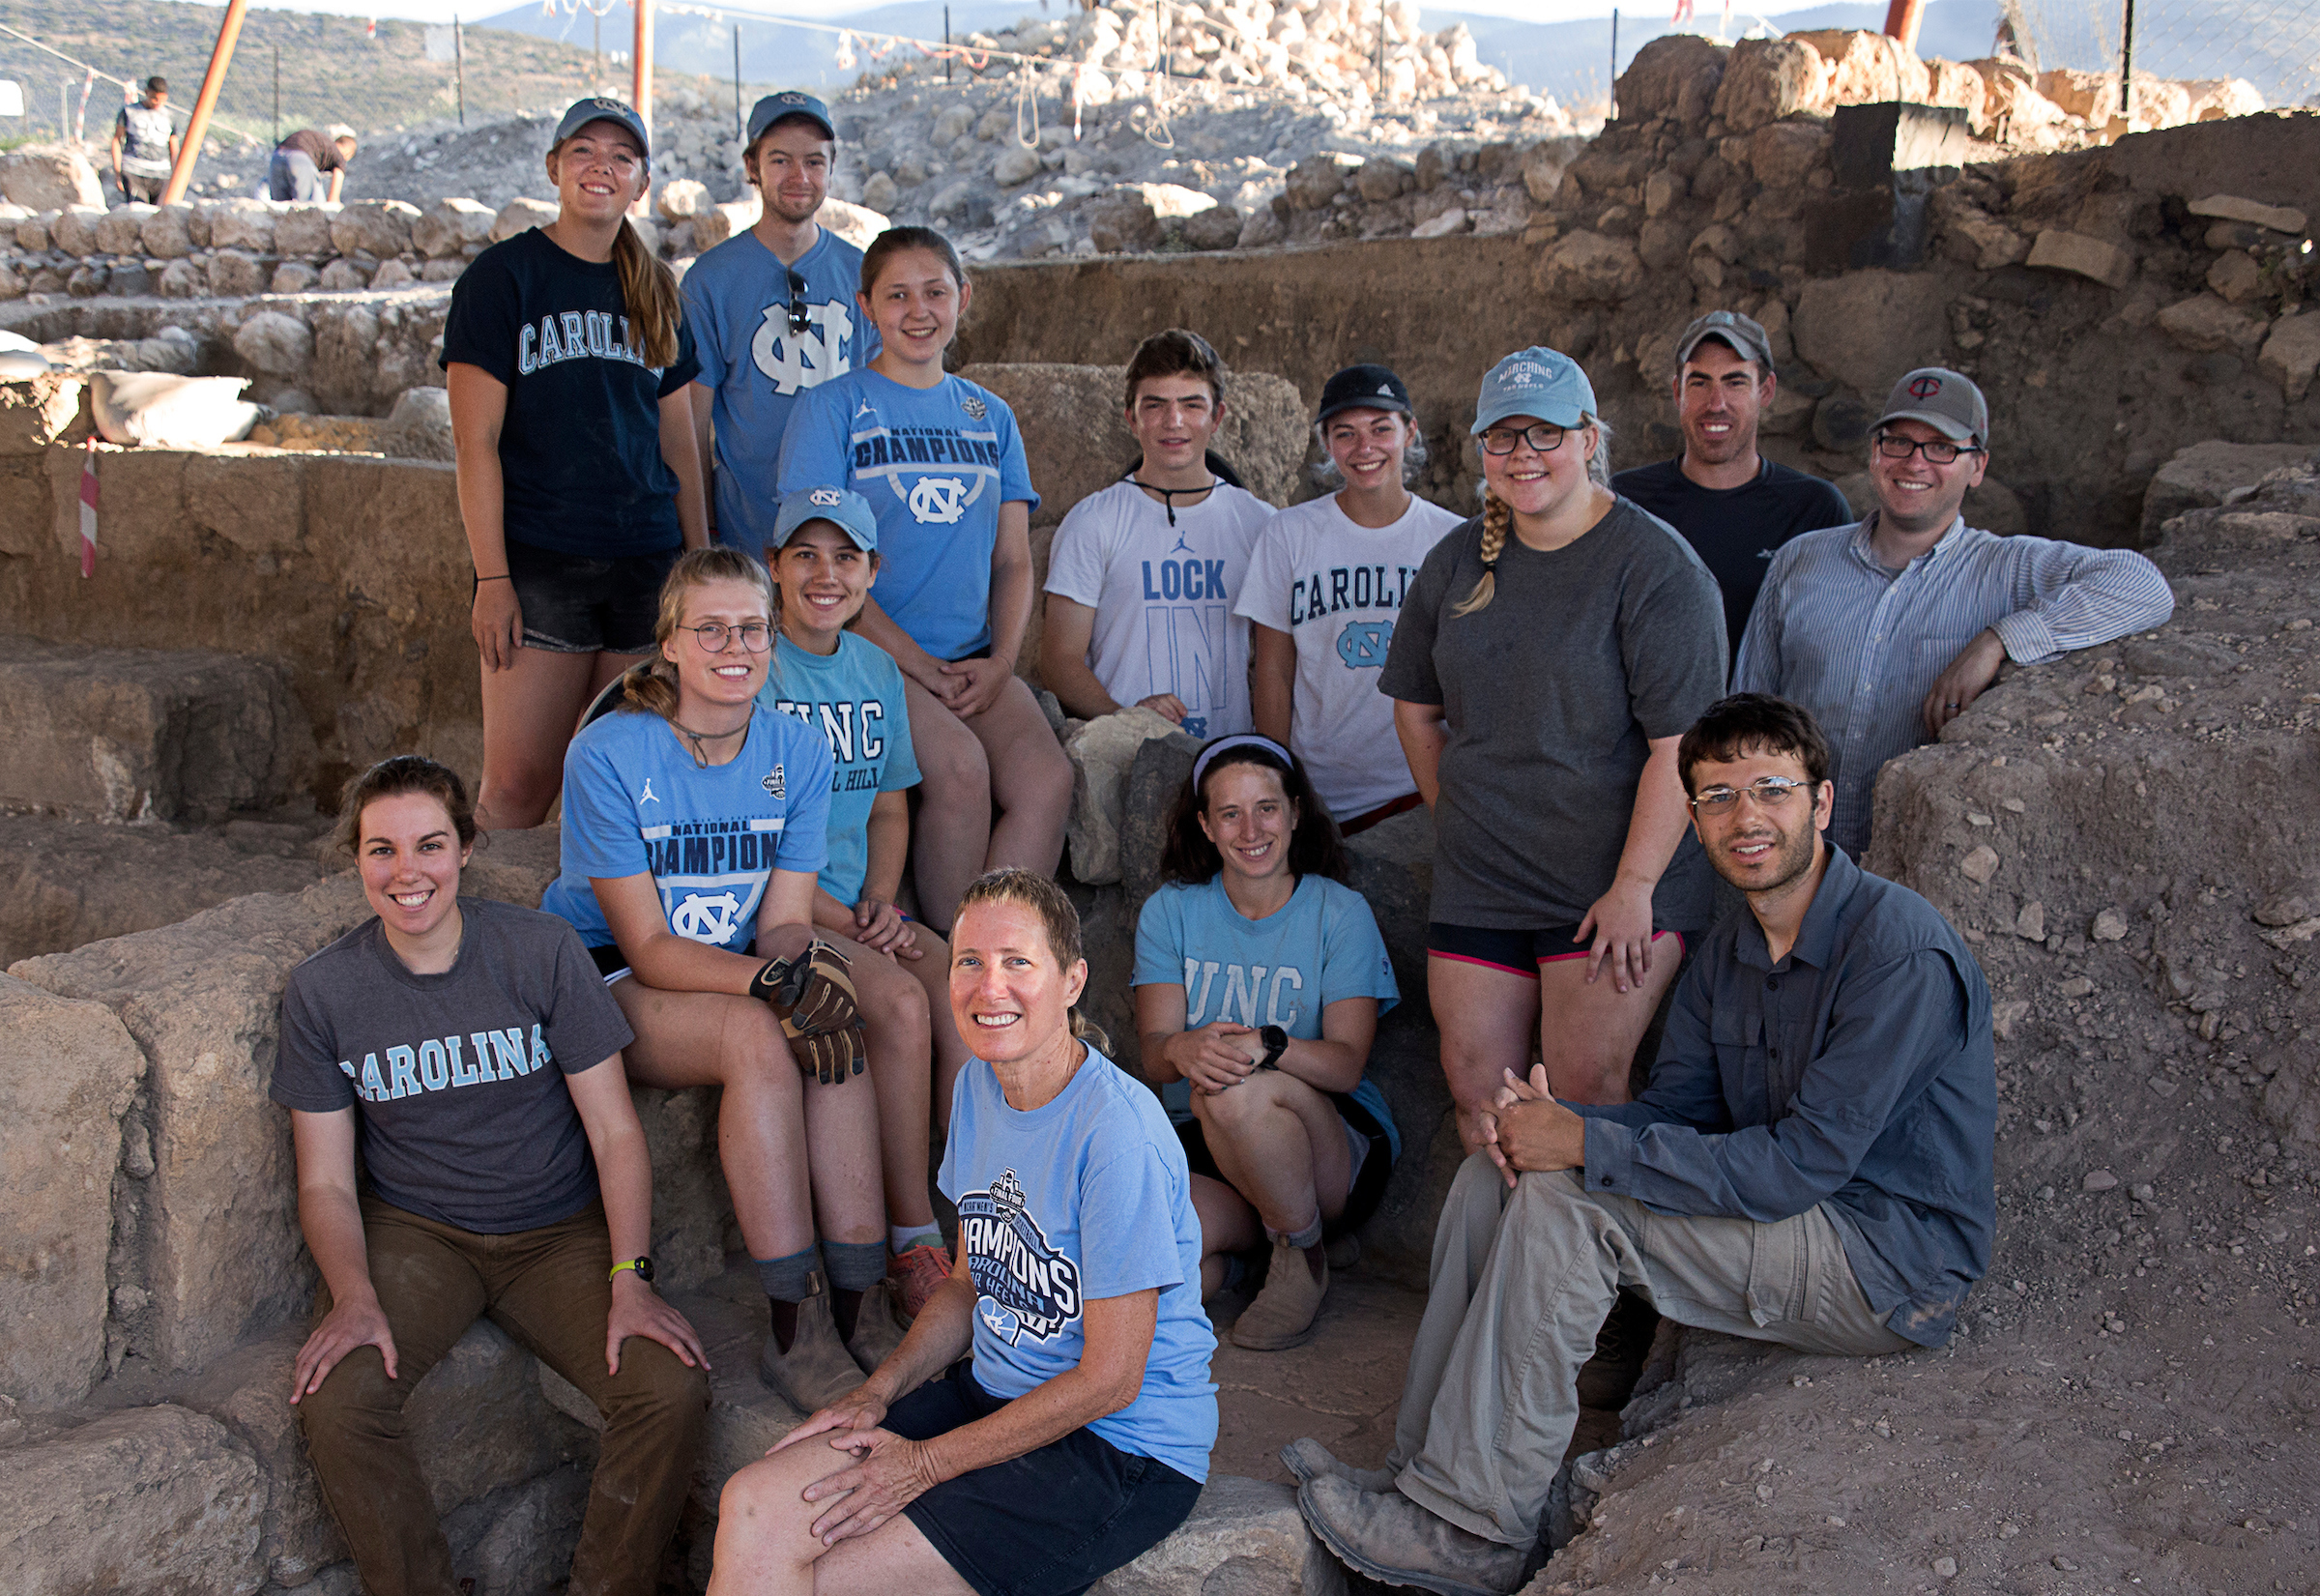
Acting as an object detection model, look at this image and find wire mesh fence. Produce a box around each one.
[2002,0,2320,112]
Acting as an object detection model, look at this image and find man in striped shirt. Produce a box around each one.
[1735,367,2173,858]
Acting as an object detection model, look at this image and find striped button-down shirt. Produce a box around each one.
[1734,513,2174,855]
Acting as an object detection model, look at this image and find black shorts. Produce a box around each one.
[890,1362,1203,1596]
[589,938,755,984]
[1427,920,1687,979]
[1174,1088,1394,1239]
[501,538,678,655]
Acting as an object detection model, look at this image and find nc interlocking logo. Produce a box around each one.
[669,890,744,943]
[1336,618,1393,669]
[909,476,972,525]
[958,1168,1082,1345]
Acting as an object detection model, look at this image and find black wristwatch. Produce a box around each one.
[1257,1025,1290,1070]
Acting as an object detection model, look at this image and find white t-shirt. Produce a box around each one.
[1043,479,1274,741]
[1234,491,1464,819]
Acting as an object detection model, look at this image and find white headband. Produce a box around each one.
[1190,734,1295,791]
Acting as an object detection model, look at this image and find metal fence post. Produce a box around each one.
[1610,9,1619,120]
[272,44,278,145]
[945,6,953,84]
[2118,0,2136,119]
[455,15,465,127]
[732,26,741,141]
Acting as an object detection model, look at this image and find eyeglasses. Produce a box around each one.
[1689,776,1813,815]
[786,269,811,336]
[1873,433,1982,465]
[1479,422,1568,455]
[678,621,772,653]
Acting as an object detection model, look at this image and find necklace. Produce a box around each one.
[669,716,747,769]
[1126,472,1218,527]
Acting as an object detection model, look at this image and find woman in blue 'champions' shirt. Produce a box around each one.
[757,486,972,1321]
[710,868,1213,1596]
[540,547,887,1415]
[1133,735,1402,1353]
[775,226,1073,936]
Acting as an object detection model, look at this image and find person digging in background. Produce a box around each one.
[270,122,360,203]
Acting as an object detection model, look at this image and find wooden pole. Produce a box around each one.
[632,0,654,134]
[1881,0,1927,56]
[163,0,250,206]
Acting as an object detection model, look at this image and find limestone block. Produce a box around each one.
[0,1405,264,1595]
[0,372,88,455]
[272,260,320,295]
[0,976,145,1405]
[0,259,24,301]
[1788,28,1931,106]
[110,260,155,297]
[1939,202,2026,271]
[330,200,420,260]
[1750,121,1829,189]
[2206,250,2264,305]
[274,204,336,256]
[2154,293,2268,355]
[0,145,105,211]
[1414,206,1471,241]
[1713,37,1827,131]
[2188,193,2306,236]
[413,196,496,259]
[233,309,316,379]
[1522,137,1584,204]
[818,196,887,252]
[49,204,105,257]
[859,171,900,214]
[491,195,559,242]
[204,200,277,252]
[317,257,369,292]
[15,211,50,249]
[94,202,157,255]
[994,144,1044,186]
[692,197,760,254]
[1095,1476,1347,1595]
[2258,312,2320,403]
[1792,269,1958,396]
[378,384,456,462]
[159,257,207,298]
[1926,58,1990,131]
[1066,708,1185,886]
[656,178,710,220]
[1613,33,1726,127]
[2140,440,2319,540]
[1183,204,1244,250]
[209,249,271,297]
[371,257,417,290]
[2025,228,2133,290]
[1532,229,1642,304]
[1284,153,1360,210]
[66,263,109,299]
[1088,193,1163,254]
[0,637,315,822]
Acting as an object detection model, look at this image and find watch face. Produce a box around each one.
[633,1256,655,1284]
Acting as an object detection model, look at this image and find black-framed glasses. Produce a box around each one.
[1479,421,1569,455]
[1873,433,1982,465]
[1689,776,1813,815]
[786,269,811,335]
[678,621,772,653]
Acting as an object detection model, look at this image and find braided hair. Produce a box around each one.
[1451,413,1616,617]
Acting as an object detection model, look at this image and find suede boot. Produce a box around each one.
[760,1272,864,1415]
[1231,1233,1327,1350]
[846,1279,907,1374]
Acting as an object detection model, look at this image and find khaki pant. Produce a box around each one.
[297,1196,709,1596]
[1387,1156,1910,1548]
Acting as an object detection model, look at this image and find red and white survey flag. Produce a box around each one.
[78,438,97,578]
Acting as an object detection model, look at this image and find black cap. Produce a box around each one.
[1318,363,1412,424]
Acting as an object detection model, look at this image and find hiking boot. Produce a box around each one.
[1280,1436,1396,1494]
[1575,1289,1659,1411]
[889,1241,952,1323]
[760,1273,863,1415]
[846,1278,906,1374]
[1296,1475,1530,1596]
[1231,1233,1327,1350]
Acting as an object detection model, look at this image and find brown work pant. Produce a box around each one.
[297,1195,709,1596]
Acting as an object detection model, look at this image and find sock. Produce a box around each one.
[757,1245,820,1353]
[1274,1215,1324,1252]
[889,1224,943,1256]
[824,1239,887,1293]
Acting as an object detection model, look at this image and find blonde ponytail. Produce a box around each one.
[618,657,682,718]
[613,216,682,368]
[1451,492,1513,617]
[1068,1008,1115,1059]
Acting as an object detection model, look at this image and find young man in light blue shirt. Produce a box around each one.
[683,91,879,560]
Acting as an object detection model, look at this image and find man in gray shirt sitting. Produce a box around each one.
[1288,693,1996,1596]
[1735,366,2173,858]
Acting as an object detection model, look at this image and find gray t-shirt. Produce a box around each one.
[1378,498,1727,930]
[272,897,634,1233]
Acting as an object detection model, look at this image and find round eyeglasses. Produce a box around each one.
[678,621,773,653]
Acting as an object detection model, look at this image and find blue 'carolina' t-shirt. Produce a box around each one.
[941,1048,1218,1483]
[541,705,832,953]
[682,226,877,560]
[757,632,920,907]
[775,367,1039,661]
[1132,873,1403,1161]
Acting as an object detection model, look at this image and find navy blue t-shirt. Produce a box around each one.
[441,226,702,559]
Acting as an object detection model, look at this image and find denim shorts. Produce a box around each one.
[891,1362,1203,1596]
[502,538,677,655]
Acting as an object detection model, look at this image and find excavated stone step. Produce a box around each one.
[0,635,316,822]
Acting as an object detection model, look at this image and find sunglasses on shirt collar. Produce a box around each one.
[786,270,811,336]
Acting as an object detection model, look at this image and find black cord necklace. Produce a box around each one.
[669,716,748,769]
[1126,472,1219,527]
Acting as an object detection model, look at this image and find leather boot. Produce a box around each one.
[1231,1233,1327,1350]
[1280,1436,1396,1494]
[846,1278,907,1374]
[1297,1476,1530,1596]
[760,1273,864,1415]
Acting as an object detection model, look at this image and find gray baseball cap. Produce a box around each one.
[748,90,836,146]
[554,97,649,158]
[1876,367,1989,445]
[1675,309,1775,371]
[775,486,878,552]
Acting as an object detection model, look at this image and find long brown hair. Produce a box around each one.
[333,755,478,856]
[619,547,776,720]
[953,867,1113,1056]
[546,127,682,368]
[1159,741,1346,887]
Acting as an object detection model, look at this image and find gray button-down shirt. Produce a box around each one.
[1577,846,1996,1346]
[1734,513,2174,856]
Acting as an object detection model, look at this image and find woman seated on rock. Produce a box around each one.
[707,869,1216,1596]
[759,485,973,1319]
[274,754,709,1596]
[539,546,890,1413]
[1132,734,1403,1350]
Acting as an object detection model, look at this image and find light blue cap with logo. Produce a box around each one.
[774,486,878,552]
[553,97,651,159]
[1470,346,1598,435]
[748,90,836,145]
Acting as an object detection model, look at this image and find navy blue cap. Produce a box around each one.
[1318,363,1412,424]
[775,486,878,552]
[748,90,836,146]
[554,97,650,159]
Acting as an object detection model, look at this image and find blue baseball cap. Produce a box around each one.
[774,486,878,552]
[553,97,650,159]
[748,90,836,146]
[1470,346,1598,435]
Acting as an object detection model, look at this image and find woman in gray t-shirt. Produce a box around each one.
[1380,347,1725,1151]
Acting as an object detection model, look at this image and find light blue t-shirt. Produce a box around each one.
[775,367,1039,661]
[682,226,877,560]
[941,1049,1218,1483]
[1132,874,1403,1161]
[541,705,833,954]
[757,632,921,907]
